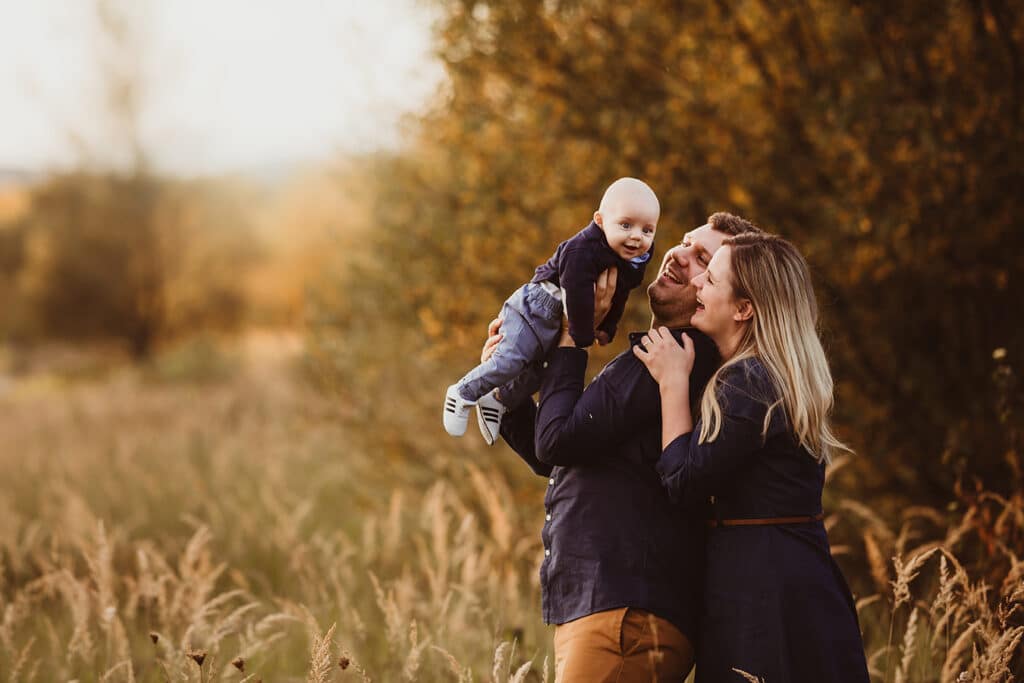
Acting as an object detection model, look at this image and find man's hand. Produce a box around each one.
[593,266,617,328]
[481,317,503,363]
[558,267,618,348]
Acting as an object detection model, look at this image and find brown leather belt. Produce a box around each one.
[707,512,824,528]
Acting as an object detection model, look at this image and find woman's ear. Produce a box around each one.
[733,299,755,322]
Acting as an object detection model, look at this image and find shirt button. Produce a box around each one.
[543,362,549,369]
[545,549,551,557]
[548,478,554,486]
[545,513,552,521]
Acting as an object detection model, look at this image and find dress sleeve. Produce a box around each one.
[655,364,777,507]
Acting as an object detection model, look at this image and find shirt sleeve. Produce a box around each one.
[498,399,553,477]
[534,345,665,465]
[534,347,598,466]
[559,248,600,348]
[655,366,777,507]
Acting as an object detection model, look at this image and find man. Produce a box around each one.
[489,213,761,681]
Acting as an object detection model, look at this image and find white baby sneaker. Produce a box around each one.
[443,384,475,436]
[475,389,507,446]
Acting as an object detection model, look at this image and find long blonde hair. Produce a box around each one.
[698,233,850,463]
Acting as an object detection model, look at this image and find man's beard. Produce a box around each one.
[648,280,697,327]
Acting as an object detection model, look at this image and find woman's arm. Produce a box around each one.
[655,405,765,507]
[646,360,773,507]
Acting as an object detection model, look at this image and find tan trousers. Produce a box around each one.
[553,607,694,682]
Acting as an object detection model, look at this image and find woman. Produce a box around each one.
[634,232,869,682]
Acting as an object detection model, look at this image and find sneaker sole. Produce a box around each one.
[476,405,502,445]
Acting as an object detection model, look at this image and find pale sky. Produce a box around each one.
[0,0,443,175]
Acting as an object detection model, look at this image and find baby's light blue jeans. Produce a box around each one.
[456,282,563,408]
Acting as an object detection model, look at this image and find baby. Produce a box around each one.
[443,177,660,444]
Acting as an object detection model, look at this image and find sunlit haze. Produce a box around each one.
[0,0,442,176]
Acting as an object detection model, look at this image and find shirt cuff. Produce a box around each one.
[655,432,694,479]
[545,346,589,375]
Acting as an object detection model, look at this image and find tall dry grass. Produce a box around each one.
[0,335,1020,681]
[0,335,546,681]
[827,459,1024,682]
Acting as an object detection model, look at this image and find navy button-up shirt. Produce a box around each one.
[499,328,719,640]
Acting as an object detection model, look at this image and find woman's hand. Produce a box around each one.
[481,317,503,363]
[632,327,695,388]
[557,267,618,348]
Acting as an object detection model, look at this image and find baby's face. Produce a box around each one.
[597,200,658,261]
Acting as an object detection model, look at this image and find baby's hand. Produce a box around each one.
[595,330,611,346]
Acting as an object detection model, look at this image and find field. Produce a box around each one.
[0,334,1021,682]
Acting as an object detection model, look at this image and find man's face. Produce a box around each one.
[647,223,728,327]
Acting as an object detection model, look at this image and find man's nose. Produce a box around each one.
[672,247,689,269]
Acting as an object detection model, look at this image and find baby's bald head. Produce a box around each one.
[598,177,660,219]
[594,178,660,261]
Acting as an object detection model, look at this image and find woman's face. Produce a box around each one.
[690,245,748,339]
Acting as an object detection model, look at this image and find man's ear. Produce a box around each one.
[593,210,603,227]
[733,299,755,322]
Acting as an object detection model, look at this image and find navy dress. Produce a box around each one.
[656,357,869,683]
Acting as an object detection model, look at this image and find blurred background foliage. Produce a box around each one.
[309,0,1024,507]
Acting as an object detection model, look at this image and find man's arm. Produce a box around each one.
[496,268,629,468]
[477,316,552,476]
[533,267,663,464]
[498,400,553,477]
[534,347,594,467]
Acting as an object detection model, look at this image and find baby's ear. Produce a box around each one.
[593,210,603,227]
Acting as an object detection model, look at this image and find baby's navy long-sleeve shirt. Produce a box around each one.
[532,221,651,347]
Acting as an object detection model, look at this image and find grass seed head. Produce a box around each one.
[232,657,245,671]
[188,650,207,666]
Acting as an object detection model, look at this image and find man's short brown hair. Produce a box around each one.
[708,211,762,236]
